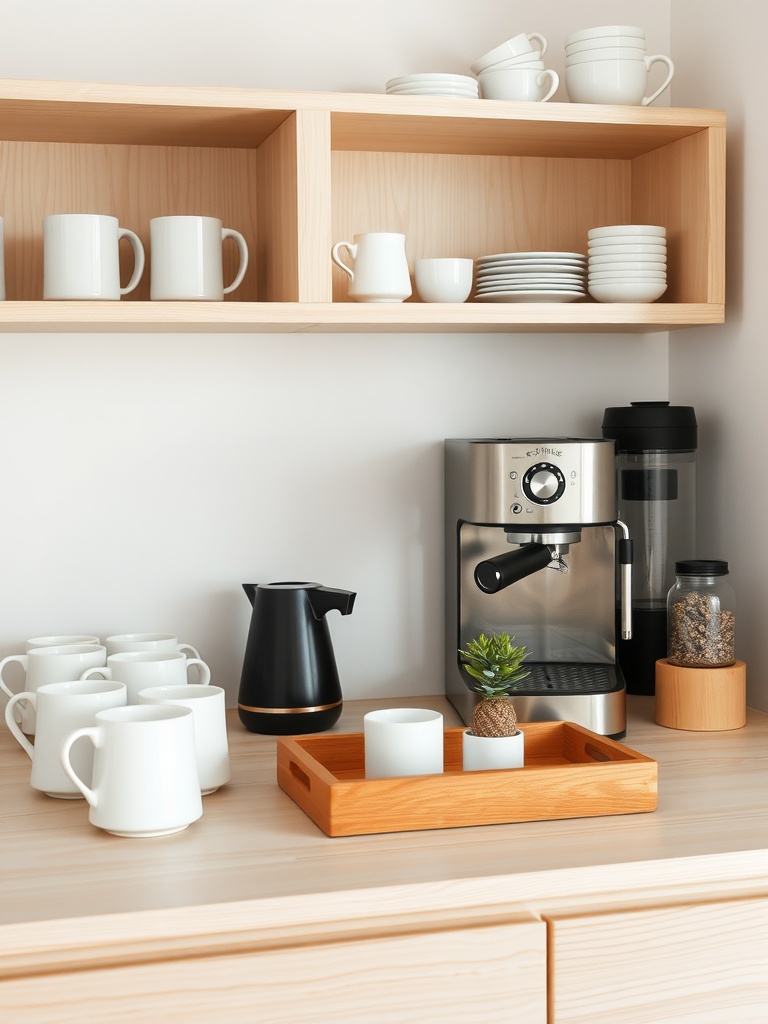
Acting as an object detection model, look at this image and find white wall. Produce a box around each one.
[0,0,672,705]
[669,0,767,709]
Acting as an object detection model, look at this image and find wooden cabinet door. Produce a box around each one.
[548,896,768,1023]
[0,916,546,1023]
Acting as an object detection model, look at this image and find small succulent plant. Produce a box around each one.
[458,631,530,738]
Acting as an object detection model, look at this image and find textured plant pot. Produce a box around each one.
[462,729,524,771]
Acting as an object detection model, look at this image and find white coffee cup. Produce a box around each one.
[60,704,203,837]
[415,258,473,303]
[149,216,249,300]
[43,214,145,300]
[104,632,200,658]
[5,679,127,798]
[566,35,649,54]
[565,46,648,65]
[26,634,100,651]
[364,708,444,778]
[566,24,645,41]
[331,232,412,303]
[138,684,230,794]
[81,651,211,704]
[0,644,107,734]
[470,32,548,74]
[479,67,559,102]
[565,54,674,106]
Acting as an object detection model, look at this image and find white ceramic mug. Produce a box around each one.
[81,651,211,703]
[5,680,127,798]
[104,632,200,658]
[414,258,473,303]
[364,708,444,778]
[43,214,145,300]
[60,704,203,837]
[26,634,100,651]
[565,54,674,106]
[479,68,559,102]
[138,684,230,794]
[0,644,107,734]
[149,216,249,300]
[331,232,412,302]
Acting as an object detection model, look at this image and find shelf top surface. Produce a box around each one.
[0,78,725,155]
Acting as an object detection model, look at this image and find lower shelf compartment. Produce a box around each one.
[277,721,658,836]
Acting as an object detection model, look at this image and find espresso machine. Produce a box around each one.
[445,438,632,737]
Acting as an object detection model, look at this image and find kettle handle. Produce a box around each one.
[307,586,356,619]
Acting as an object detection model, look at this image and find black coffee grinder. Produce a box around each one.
[601,402,698,695]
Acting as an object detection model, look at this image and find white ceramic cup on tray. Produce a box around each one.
[364,708,444,778]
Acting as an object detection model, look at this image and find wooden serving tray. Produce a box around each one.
[277,722,657,837]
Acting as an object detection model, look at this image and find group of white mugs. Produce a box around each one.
[467,25,674,106]
[1,632,231,838]
[19,213,249,302]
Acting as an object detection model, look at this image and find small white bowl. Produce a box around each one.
[588,243,667,256]
[588,224,666,238]
[589,255,667,267]
[588,280,667,302]
[588,272,667,282]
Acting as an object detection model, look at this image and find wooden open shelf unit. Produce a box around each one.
[0,79,726,333]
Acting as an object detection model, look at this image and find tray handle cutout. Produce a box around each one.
[584,742,616,762]
[289,760,312,791]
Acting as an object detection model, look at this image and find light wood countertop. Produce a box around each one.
[1,694,767,976]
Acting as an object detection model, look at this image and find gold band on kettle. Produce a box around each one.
[238,699,343,715]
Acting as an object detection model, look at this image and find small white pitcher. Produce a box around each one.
[331,232,412,302]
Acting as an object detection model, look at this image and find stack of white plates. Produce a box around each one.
[385,73,479,98]
[474,251,587,302]
[587,225,667,302]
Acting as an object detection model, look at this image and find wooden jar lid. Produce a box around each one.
[655,658,746,731]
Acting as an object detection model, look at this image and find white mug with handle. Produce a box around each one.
[5,679,127,798]
[331,232,412,302]
[43,214,145,299]
[81,650,211,703]
[60,704,203,837]
[150,216,249,300]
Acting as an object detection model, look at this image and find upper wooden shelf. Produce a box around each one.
[0,79,726,333]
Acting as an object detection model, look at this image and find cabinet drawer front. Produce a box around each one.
[0,918,546,1024]
[548,897,768,1023]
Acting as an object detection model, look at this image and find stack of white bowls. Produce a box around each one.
[385,74,478,99]
[564,25,674,106]
[587,225,667,302]
[470,32,558,102]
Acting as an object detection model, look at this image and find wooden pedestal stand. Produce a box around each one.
[655,658,747,731]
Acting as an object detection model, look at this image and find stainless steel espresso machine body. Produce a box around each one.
[445,438,632,738]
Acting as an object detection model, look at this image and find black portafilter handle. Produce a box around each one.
[474,542,553,594]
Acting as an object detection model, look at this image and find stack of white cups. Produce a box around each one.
[471,32,559,102]
[565,25,674,106]
[587,225,667,302]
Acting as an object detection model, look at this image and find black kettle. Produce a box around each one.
[238,581,356,735]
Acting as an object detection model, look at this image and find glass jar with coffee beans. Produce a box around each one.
[667,559,736,668]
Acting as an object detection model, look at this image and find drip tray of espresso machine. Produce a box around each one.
[523,663,621,694]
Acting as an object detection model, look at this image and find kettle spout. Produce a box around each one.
[242,583,259,606]
[307,586,357,620]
